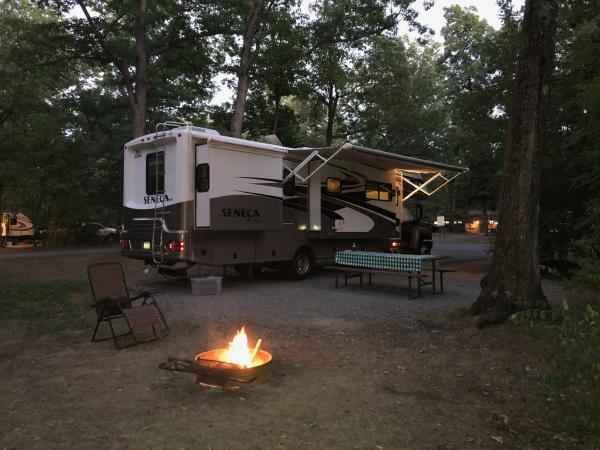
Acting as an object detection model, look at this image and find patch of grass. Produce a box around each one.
[511,301,600,447]
[0,279,90,330]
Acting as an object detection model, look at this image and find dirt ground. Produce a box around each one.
[0,244,569,449]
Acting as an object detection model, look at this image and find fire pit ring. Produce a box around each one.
[194,348,273,389]
[159,349,273,390]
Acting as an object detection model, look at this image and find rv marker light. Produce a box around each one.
[166,240,185,252]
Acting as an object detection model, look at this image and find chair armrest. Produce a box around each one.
[130,291,155,305]
[91,296,124,308]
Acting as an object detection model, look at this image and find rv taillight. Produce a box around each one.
[120,239,130,250]
[166,240,185,252]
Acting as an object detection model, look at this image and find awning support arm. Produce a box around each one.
[283,145,348,183]
[402,171,462,201]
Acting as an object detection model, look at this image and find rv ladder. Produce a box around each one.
[151,121,187,265]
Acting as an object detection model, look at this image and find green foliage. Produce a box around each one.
[570,198,600,294]
[438,5,517,212]
[511,302,600,444]
[0,279,89,330]
[539,0,600,270]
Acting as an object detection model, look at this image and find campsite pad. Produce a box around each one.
[0,243,571,449]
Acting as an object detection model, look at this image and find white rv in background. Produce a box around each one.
[120,123,465,278]
[1,212,35,246]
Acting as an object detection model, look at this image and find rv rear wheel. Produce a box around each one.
[287,249,312,280]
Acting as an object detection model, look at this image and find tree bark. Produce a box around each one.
[231,0,262,137]
[472,0,558,326]
[131,0,148,138]
[272,91,281,135]
[325,83,339,146]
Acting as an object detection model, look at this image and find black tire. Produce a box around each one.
[419,243,431,255]
[286,248,312,280]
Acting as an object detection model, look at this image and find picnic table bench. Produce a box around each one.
[324,251,456,298]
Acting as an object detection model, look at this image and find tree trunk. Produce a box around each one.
[231,0,262,138]
[472,0,558,326]
[325,83,339,146]
[132,0,148,138]
[272,92,281,135]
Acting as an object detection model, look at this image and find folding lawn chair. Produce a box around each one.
[87,262,169,349]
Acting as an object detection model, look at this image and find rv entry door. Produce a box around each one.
[195,143,210,227]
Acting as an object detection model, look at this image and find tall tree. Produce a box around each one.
[439,5,515,212]
[472,0,558,326]
[230,0,299,137]
[306,0,419,145]
[49,0,234,137]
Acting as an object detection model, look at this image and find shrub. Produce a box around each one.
[511,302,600,445]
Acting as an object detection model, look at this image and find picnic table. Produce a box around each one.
[324,250,455,298]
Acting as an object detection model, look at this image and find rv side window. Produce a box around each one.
[365,181,393,201]
[326,178,341,194]
[146,152,165,195]
[196,163,209,192]
[283,169,295,196]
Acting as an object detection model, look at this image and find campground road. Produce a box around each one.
[0,246,119,260]
[432,242,491,262]
[0,240,492,262]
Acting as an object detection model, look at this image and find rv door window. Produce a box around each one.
[283,169,295,196]
[196,163,209,192]
[326,177,341,194]
[146,152,165,195]
[365,181,393,201]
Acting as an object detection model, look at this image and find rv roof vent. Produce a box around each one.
[174,125,220,136]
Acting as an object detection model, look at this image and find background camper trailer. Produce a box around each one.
[1,212,36,246]
[120,124,465,279]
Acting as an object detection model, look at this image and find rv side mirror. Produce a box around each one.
[196,163,209,192]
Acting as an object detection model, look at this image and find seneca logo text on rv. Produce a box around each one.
[144,194,171,204]
[222,208,261,219]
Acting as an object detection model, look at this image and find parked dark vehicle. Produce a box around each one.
[391,204,433,255]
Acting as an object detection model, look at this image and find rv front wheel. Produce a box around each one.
[287,249,312,280]
[419,243,431,255]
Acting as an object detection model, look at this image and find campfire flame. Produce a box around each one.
[222,327,261,368]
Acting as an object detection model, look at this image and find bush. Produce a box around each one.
[570,197,600,295]
[511,302,600,445]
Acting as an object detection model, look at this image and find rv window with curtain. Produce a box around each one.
[196,163,209,192]
[365,181,393,201]
[283,169,295,196]
[326,178,341,193]
[146,151,165,195]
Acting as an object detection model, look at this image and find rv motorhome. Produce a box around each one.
[120,123,466,278]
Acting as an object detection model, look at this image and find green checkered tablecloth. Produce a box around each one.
[335,250,423,272]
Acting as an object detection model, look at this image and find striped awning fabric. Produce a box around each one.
[335,250,423,272]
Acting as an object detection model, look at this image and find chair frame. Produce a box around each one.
[88,262,169,349]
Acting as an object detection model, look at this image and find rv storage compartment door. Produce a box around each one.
[209,146,283,230]
[195,144,210,227]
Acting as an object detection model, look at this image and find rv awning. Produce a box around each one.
[287,143,467,174]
